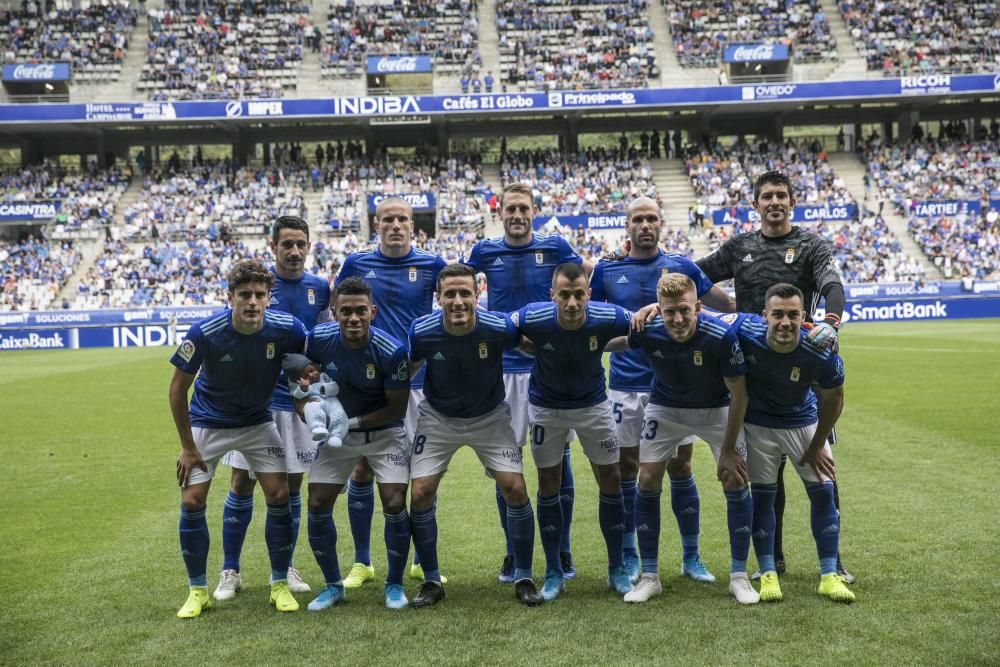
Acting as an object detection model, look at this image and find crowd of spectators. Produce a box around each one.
[140,0,311,100]
[497,0,655,90]
[840,0,1000,76]
[665,0,837,67]
[500,146,658,216]
[0,164,131,232]
[0,1,137,82]
[0,237,81,311]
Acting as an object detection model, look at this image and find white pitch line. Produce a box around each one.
[845,345,988,353]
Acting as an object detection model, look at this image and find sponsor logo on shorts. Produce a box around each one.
[600,437,619,453]
[297,449,317,463]
[501,448,522,464]
[386,451,409,467]
[266,446,286,458]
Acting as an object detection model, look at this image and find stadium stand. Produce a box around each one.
[0,1,137,83]
[0,237,82,311]
[139,0,310,100]
[664,0,837,68]
[840,0,1000,76]
[496,0,656,90]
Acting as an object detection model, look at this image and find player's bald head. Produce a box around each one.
[626,196,661,221]
[375,196,413,221]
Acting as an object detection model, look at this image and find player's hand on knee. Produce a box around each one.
[798,447,835,482]
[717,450,748,487]
[176,449,207,487]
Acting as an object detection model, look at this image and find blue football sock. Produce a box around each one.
[805,481,839,575]
[288,490,301,566]
[725,486,753,574]
[383,510,410,586]
[599,492,625,570]
[536,493,563,573]
[670,474,701,561]
[506,501,535,581]
[346,479,374,566]
[635,489,661,574]
[496,483,513,557]
[179,505,209,587]
[265,502,293,583]
[751,483,778,574]
[221,492,253,573]
[409,507,440,582]
[559,445,574,553]
[307,509,341,585]
[621,477,639,559]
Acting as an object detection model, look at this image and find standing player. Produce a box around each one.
[622,273,757,604]
[591,196,734,584]
[216,215,331,602]
[696,170,853,582]
[730,283,854,603]
[335,197,446,588]
[463,182,586,583]
[514,263,633,601]
[299,277,413,611]
[406,264,543,607]
[169,260,307,618]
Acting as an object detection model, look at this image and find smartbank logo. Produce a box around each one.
[849,301,948,321]
[741,84,796,100]
[332,96,421,115]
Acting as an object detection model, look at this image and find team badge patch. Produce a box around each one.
[589,335,598,351]
[479,342,488,359]
[661,268,670,276]
[366,363,376,380]
[408,267,417,282]
[785,248,796,264]
[719,313,739,324]
[177,340,195,362]
[693,350,703,366]
[307,288,316,305]
[790,366,800,382]
[266,342,275,359]
[535,252,544,265]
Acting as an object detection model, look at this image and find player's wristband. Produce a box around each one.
[823,313,841,330]
[348,417,361,429]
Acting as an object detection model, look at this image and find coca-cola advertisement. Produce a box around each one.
[366,55,433,75]
[722,43,790,63]
[2,62,72,81]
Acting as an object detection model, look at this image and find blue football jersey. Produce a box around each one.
[305,323,410,432]
[409,310,520,418]
[268,267,331,412]
[591,251,713,392]
[627,312,746,408]
[336,246,446,388]
[730,314,845,428]
[514,301,631,409]
[463,233,582,374]
[170,310,307,429]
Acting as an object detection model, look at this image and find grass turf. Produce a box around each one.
[1,319,998,665]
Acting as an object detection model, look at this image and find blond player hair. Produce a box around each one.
[656,272,697,300]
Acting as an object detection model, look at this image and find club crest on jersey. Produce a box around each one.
[661,268,670,276]
[535,252,544,265]
[479,342,489,359]
[408,267,417,282]
[693,350,703,366]
[177,340,195,362]
[790,366,801,382]
[589,336,598,351]
[366,363,376,380]
[307,288,316,305]
[785,248,796,264]
[266,342,275,359]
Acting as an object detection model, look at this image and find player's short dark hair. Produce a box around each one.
[227,259,274,291]
[552,262,587,288]
[436,262,477,292]
[334,276,372,303]
[753,170,794,202]
[763,283,804,310]
[271,215,310,242]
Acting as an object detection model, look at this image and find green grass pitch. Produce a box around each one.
[1,320,998,665]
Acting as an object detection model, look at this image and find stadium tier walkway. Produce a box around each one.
[650,3,715,87]
[477,0,501,87]
[827,152,941,278]
[652,158,709,254]
[820,0,870,81]
[303,186,327,238]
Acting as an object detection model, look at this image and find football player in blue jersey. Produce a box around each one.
[298,277,414,611]
[334,197,447,589]
[216,216,331,603]
[169,260,308,618]
[732,283,854,604]
[463,182,588,583]
[591,196,735,584]
[622,273,757,604]
[406,264,543,608]
[514,262,635,600]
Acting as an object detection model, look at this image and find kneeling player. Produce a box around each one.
[407,264,543,608]
[299,277,413,611]
[169,260,308,618]
[623,273,757,604]
[732,283,854,604]
[515,263,634,600]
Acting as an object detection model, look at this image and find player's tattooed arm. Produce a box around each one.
[169,368,206,487]
[799,384,844,482]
